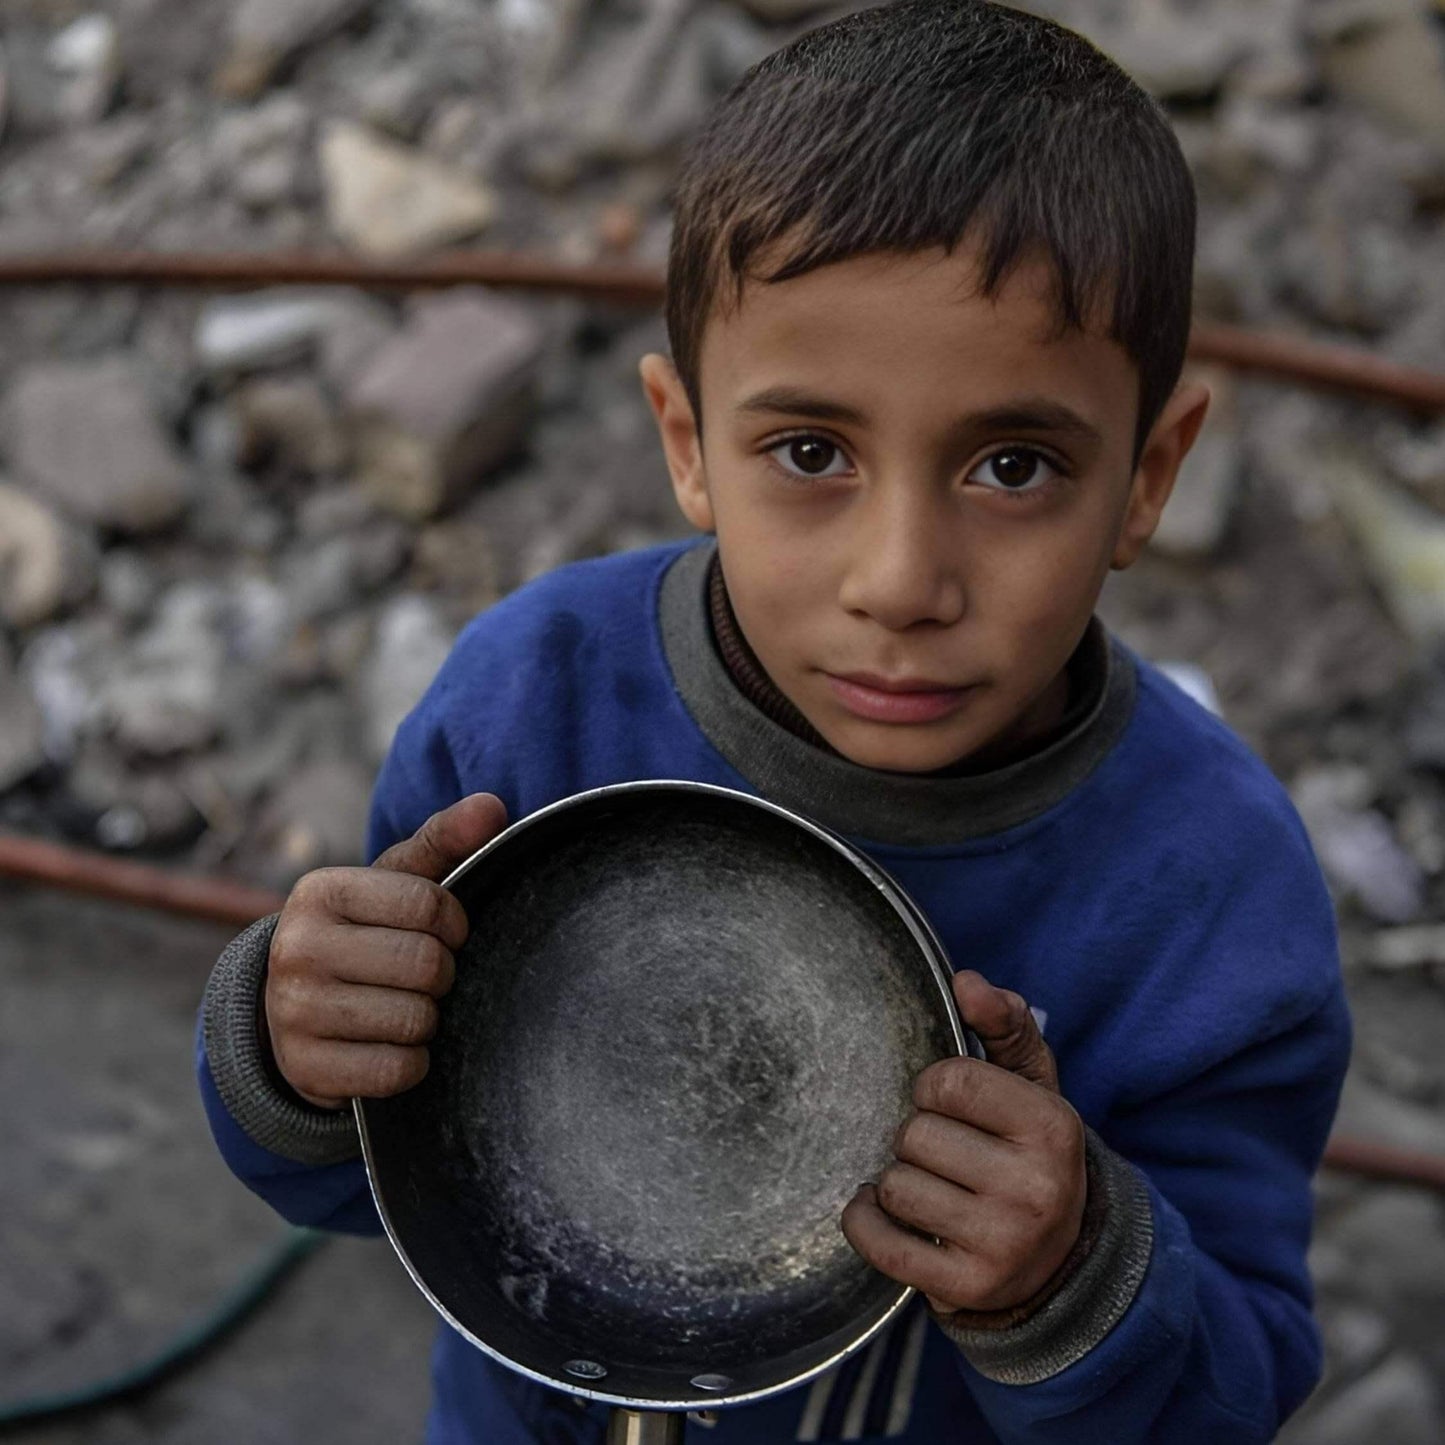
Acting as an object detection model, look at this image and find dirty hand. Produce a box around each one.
[841,970,1086,1314]
[262,793,508,1111]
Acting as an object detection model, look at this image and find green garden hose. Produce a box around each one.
[0,1228,325,1430]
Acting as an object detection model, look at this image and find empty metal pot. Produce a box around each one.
[357,781,981,1436]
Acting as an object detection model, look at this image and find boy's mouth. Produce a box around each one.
[825,671,974,724]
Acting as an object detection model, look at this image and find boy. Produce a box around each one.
[198,1,1352,1440]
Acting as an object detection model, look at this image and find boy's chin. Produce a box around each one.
[816,719,983,775]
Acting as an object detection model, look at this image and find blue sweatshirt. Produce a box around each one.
[198,537,1351,1444]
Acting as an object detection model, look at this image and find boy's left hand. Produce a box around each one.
[841,970,1086,1315]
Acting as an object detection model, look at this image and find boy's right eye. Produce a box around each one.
[766,433,852,480]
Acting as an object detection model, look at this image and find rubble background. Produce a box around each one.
[2,0,1445,1438]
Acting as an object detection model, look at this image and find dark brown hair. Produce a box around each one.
[664,0,1196,460]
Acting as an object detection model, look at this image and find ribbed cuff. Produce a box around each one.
[201,913,362,1166]
[933,1128,1154,1385]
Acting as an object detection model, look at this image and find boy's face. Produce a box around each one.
[641,243,1208,775]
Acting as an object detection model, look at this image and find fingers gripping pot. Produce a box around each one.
[356,781,984,1442]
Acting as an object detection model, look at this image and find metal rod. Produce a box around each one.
[0,830,286,929]
[0,250,1442,412]
[1321,1132,1445,1192]
[0,249,667,305]
[1188,320,1445,415]
[605,1408,686,1444]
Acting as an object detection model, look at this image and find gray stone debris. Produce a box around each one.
[95,550,159,626]
[46,15,122,127]
[1319,443,1445,649]
[196,290,370,374]
[63,737,203,850]
[2,357,192,535]
[281,524,411,623]
[223,573,294,669]
[3,15,120,135]
[1286,1354,1445,1445]
[358,593,455,766]
[0,482,98,629]
[1362,924,1445,971]
[1319,1302,1393,1389]
[99,583,229,758]
[318,120,497,257]
[19,615,117,766]
[353,67,433,141]
[315,293,399,394]
[216,0,375,100]
[731,0,836,21]
[1379,414,1445,504]
[211,92,311,170]
[1334,1072,1445,1160]
[1313,1187,1445,1304]
[186,467,288,556]
[550,0,715,167]
[1103,0,1246,101]
[295,482,383,539]
[69,112,153,189]
[231,375,349,476]
[253,754,376,876]
[0,638,46,793]
[1318,3,1445,159]
[347,290,545,520]
[1203,95,1320,195]
[1292,766,1425,925]
[1394,792,1445,877]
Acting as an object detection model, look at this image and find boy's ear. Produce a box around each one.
[1110,379,1212,570]
[638,353,714,533]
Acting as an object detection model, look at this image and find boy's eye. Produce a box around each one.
[968,447,1059,493]
[767,435,850,479]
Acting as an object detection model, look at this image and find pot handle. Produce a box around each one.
[606,1407,685,1444]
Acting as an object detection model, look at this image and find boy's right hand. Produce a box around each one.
[263,793,509,1111]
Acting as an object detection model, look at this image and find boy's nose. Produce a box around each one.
[836,487,966,632]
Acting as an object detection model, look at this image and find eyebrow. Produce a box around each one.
[734,386,1105,449]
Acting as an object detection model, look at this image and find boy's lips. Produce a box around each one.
[825,671,974,723]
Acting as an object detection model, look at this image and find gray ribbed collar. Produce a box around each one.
[658,540,1136,848]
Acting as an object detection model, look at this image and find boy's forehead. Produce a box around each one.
[700,245,1138,438]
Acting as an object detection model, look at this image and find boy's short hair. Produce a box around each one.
[665,0,1197,462]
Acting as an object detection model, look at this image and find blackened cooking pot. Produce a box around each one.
[356,781,981,1441]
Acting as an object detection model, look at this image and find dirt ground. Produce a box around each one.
[0,881,436,1444]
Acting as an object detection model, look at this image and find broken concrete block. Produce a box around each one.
[0,482,98,628]
[319,120,496,258]
[3,357,191,534]
[346,290,544,520]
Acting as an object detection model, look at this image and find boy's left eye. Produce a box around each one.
[967,447,1060,493]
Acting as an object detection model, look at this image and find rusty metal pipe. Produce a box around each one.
[0,249,668,305]
[1187,320,1445,415]
[1320,1132,1445,1192]
[0,830,285,929]
[0,250,1443,413]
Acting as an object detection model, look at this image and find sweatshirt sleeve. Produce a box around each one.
[195,703,469,1235]
[935,840,1353,1442]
